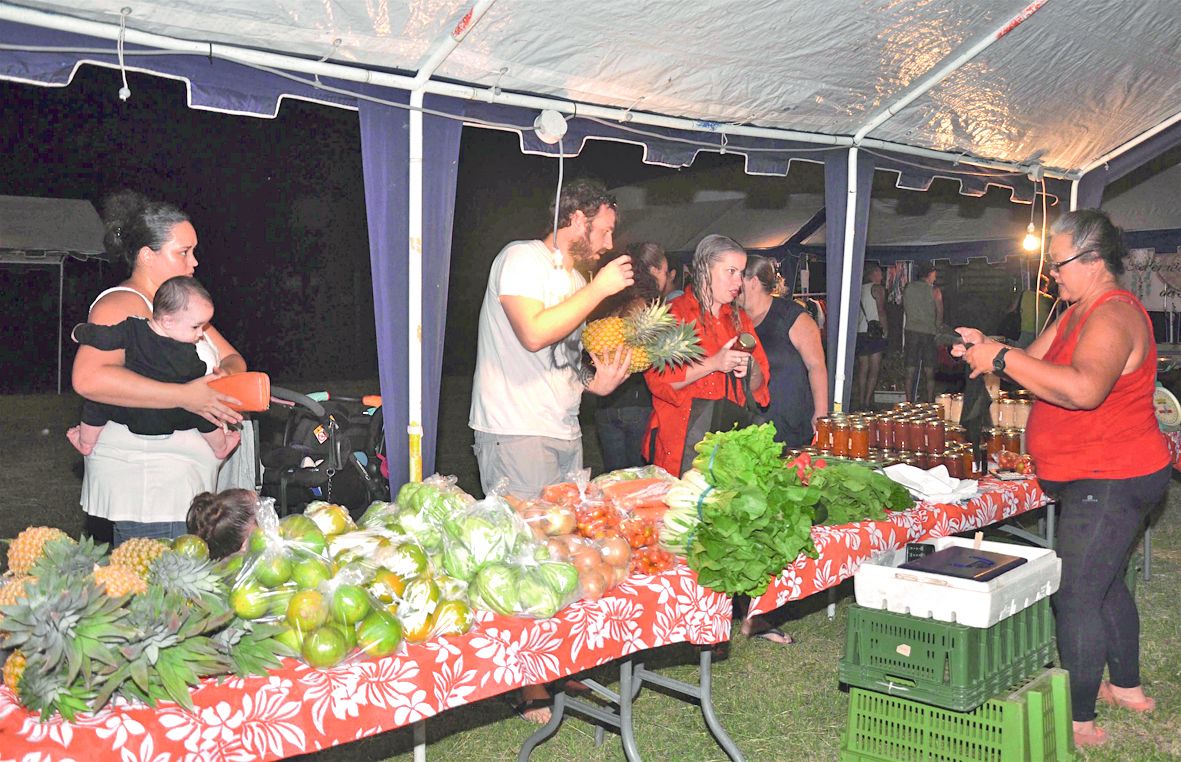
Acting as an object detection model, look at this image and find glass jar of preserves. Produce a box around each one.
[943,447,962,478]
[960,445,977,476]
[879,416,895,450]
[998,398,1018,428]
[947,424,966,444]
[850,422,871,459]
[984,427,1002,461]
[906,417,927,453]
[924,418,946,455]
[1002,427,1022,454]
[937,393,953,421]
[832,420,851,457]
[868,416,885,449]
[950,393,964,424]
[814,417,833,452]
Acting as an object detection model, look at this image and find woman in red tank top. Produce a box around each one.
[952,210,1169,750]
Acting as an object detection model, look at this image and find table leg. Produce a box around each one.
[698,648,746,762]
[413,720,426,762]
[618,659,641,762]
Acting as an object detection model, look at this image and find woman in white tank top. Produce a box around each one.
[73,191,249,546]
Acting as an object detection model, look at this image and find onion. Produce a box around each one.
[580,568,607,600]
[598,536,631,569]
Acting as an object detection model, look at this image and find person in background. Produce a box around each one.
[1019,280,1056,348]
[186,488,259,559]
[739,255,828,447]
[72,190,246,547]
[953,209,1169,751]
[902,262,942,402]
[854,263,889,410]
[644,234,769,475]
[591,242,672,471]
[68,276,240,460]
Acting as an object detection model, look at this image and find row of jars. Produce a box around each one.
[984,426,1027,457]
[934,391,1034,428]
[815,409,964,459]
[787,443,980,477]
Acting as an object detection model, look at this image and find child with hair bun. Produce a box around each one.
[186,488,259,559]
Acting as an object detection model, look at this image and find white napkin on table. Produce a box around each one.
[882,464,978,503]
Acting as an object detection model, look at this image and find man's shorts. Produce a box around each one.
[903,330,937,367]
[472,430,583,499]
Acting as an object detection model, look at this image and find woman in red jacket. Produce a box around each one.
[954,210,1170,750]
[643,234,769,477]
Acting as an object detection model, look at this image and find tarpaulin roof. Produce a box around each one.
[3,0,1181,177]
[0,195,105,259]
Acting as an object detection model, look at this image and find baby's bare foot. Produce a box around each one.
[66,426,94,455]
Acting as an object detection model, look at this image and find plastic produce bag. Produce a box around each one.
[439,480,536,583]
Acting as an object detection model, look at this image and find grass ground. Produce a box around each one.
[3,380,1179,761]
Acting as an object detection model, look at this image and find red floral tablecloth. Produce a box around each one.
[0,568,731,762]
[1164,430,1181,470]
[748,476,1049,616]
[1,478,1048,761]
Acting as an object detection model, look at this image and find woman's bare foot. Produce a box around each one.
[740,614,794,644]
[1072,720,1108,748]
[66,426,94,455]
[1098,681,1156,713]
[516,684,551,724]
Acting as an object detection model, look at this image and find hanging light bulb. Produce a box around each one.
[1022,222,1039,252]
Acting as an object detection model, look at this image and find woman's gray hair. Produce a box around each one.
[691,234,746,332]
[1050,209,1126,276]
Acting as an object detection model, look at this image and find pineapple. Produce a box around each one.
[93,564,148,597]
[148,552,226,607]
[583,301,704,373]
[109,538,170,579]
[3,649,25,693]
[32,536,107,580]
[6,527,72,575]
[0,575,31,628]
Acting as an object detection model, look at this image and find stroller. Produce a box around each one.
[260,387,390,517]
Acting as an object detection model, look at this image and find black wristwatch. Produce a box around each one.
[992,346,1011,374]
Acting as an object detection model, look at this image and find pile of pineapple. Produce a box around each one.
[583,301,703,373]
[0,527,287,720]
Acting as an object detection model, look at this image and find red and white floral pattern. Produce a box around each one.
[748,476,1048,616]
[0,566,731,761]
[1,478,1046,761]
[1164,430,1181,470]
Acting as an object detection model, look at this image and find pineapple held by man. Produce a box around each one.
[583,300,703,374]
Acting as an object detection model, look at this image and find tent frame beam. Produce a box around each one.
[0,2,1077,182]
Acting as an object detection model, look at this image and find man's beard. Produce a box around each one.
[569,232,599,275]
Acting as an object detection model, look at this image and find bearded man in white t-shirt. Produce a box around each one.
[470,178,634,500]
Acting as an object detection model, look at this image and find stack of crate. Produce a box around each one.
[839,538,1075,761]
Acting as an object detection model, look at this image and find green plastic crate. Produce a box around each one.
[839,599,1053,712]
[840,668,1075,762]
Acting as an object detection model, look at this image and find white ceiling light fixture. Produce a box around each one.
[1022,165,1044,252]
[533,109,568,145]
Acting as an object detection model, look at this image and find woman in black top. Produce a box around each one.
[590,242,673,471]
[739,255,828,447]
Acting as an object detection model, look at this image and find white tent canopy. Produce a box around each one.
[4,0,1181,177]
[4,0,1181,429]
[0,195,106,393]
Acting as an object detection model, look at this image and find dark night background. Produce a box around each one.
[0,65,735,394]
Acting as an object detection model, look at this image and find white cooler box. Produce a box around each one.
[853,536,1060,628]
